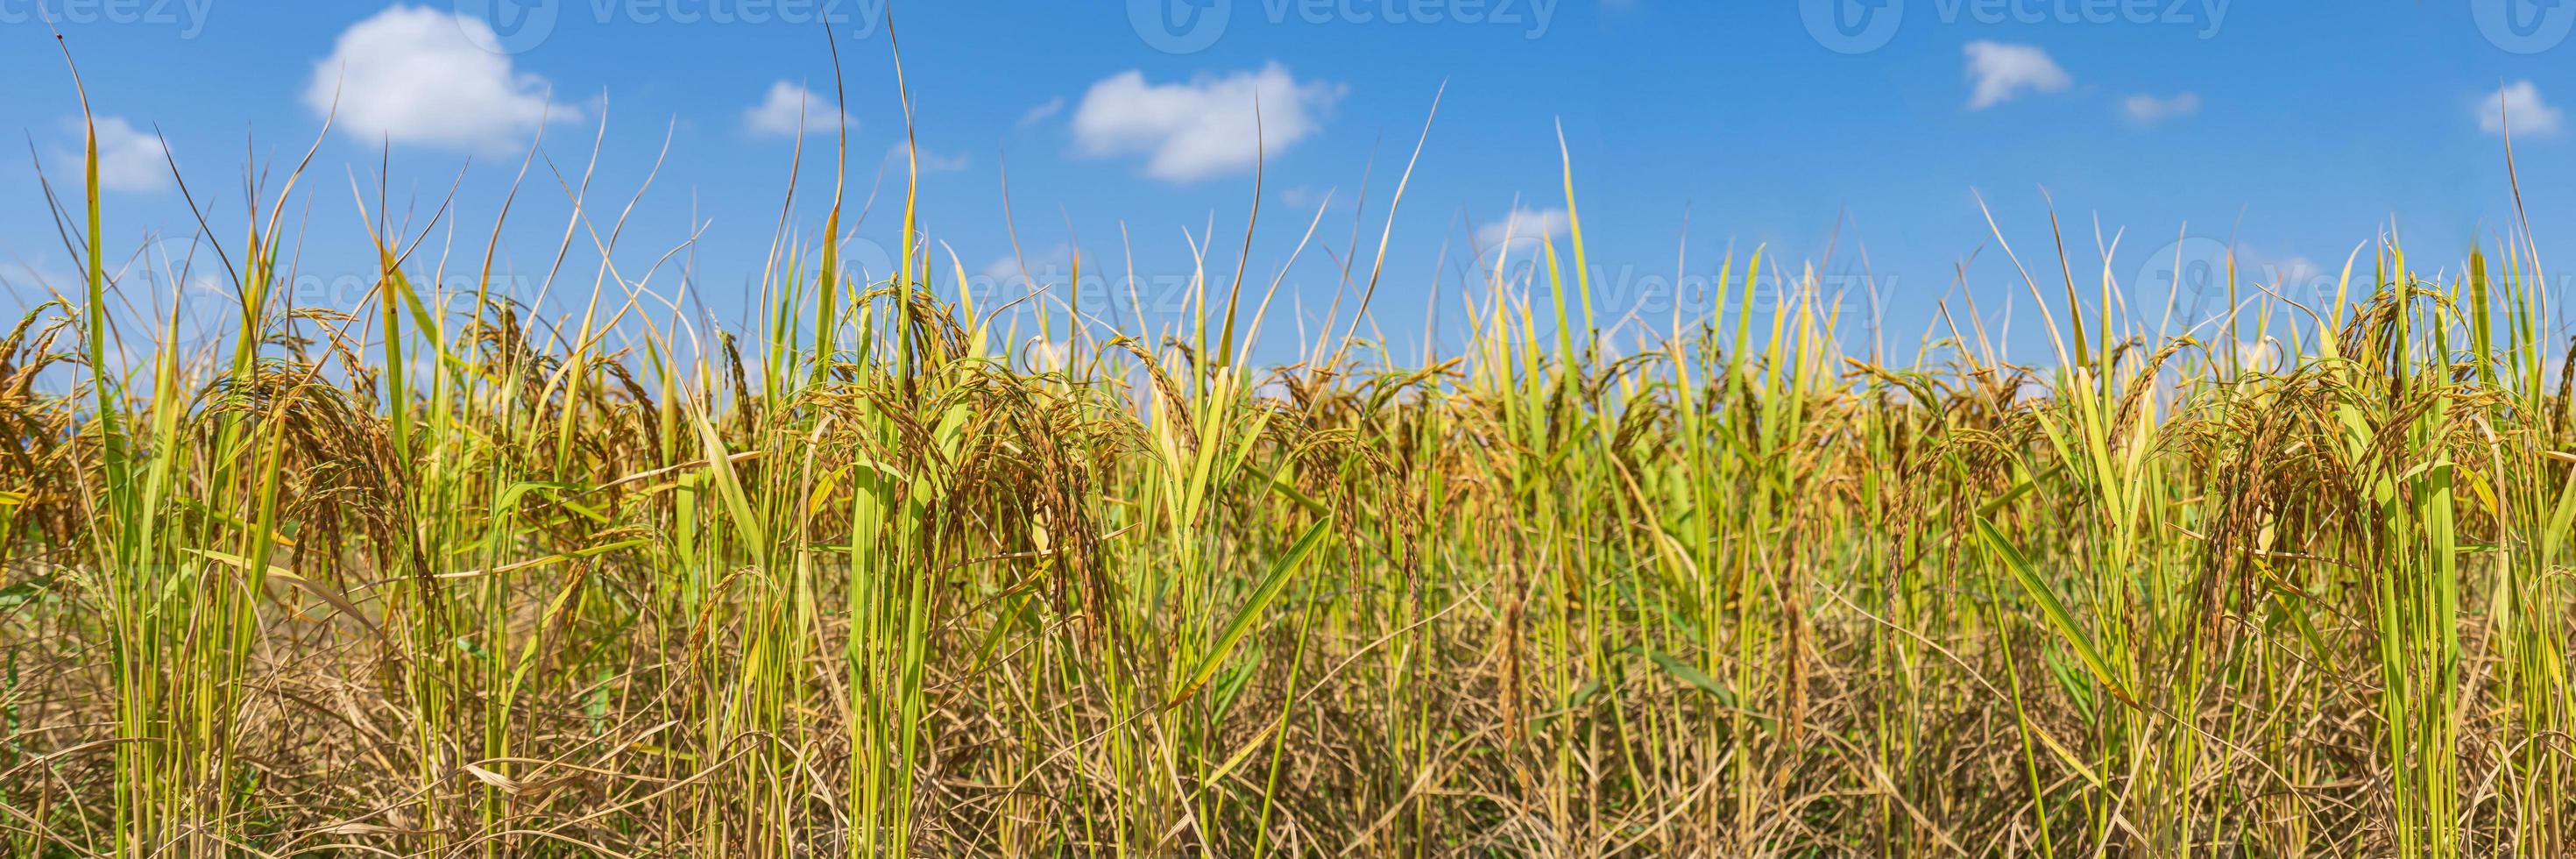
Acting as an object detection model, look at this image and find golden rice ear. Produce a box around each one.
[21,15,2576,858]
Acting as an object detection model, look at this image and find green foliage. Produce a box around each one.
[4,42,2573,859]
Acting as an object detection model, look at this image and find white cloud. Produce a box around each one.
[886,144,970,173]
[2122,92,2201,125]
[1476,207,1571,253]
[1018,96,1066,128]
[303,5,575,153]
[2481,80,2564,138]
[1280,185,1334,209]
[1072,62,1346,182]
[744,81,857,138]
[70,117,171,193]
[0,258,74,294]
[1964,41,2071,110]
[980,255,1022,285]
[980,244,1073,294]
[2270,254,2323,282]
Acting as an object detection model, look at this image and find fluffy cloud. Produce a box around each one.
[0,258,74,293]
[1018,96,1066,128]
[1072,62,1345,182]
[303,5,574,153]
[2267,254,2326,288]
[76,117,172,193]
[1476,207,1571,253]
[1280,185,1335,209]
[980,244,1074,294]
[2122,92,2201,125]
[744,81,857,138]
[887,145,970,173]
[1964,41,2071,110]
[2480,80,2564,138]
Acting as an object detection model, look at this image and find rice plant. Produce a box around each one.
[7,39,2576,859]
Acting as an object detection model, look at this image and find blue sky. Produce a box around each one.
[3,0,2572,367]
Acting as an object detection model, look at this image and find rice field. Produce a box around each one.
[9,43,2576,859]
